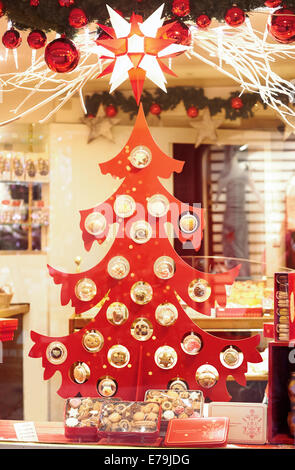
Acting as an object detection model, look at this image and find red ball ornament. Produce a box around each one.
[264,0,282,7]
[59,0,75,6]
[150,103,162,115]
[105,104,118,118]
[231,97,243,110]
[268,8,295,43]
[30,0,39,6]
[187,106,199,118]
[196,14,211,29]
[224,7,245,27]
[0,1,5,17]
[172,0,190,17]
[27,30,47,49]
[162,19,191,46]
[68,7,88,29]
[2,29,22,49]
[45,37,80,73]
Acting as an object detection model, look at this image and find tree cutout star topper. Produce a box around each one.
[96,4,189,104]
[81,104,120,144]
[190,107,224,148]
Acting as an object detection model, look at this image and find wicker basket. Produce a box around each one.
[0,293,13,308]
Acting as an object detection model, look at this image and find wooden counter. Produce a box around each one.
[0,303,30,319]
[0,419,293,450]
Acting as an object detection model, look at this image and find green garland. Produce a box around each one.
[4,0,295,39]
[84,86,273,120]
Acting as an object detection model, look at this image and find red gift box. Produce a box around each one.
[164,417,229,448]
[0,318,18,342]
[268,341,295,444]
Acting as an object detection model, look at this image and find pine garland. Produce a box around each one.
[3,0,295,38]
[84,86,276,120]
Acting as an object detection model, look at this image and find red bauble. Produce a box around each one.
[231,97,243,110]
[0,1,5,17]
[2,29,22,49]
[162,19,191,46]
[105,104,118,118]
[172,0,190,17]
[150,103,162,115]
[45,37,80,73]
[59,0,75,6]
[187,106,199,118]
[224,7,245,27]
[269,8,295,43]
[196,14,211,29]
[30,0,39,6]
[27,30,47,49]
[68,7,88,29]
[264,0,282,7]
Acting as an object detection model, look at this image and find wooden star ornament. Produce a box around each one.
[81,104,120,144]
[190,107,223,148]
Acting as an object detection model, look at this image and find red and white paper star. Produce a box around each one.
[96,4,189,103]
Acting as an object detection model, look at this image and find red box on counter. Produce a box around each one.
[274,272,295,342]
[268,342,295,444]
[164,417,229,448]
[0,318,18,342]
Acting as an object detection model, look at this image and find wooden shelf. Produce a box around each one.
[0,303,30,319]
[192,316,273,330]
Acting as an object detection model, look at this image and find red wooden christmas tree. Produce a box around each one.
[29,105,262,402]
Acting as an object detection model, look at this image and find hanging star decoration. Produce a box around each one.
[280,114,295,140]
[80,104,120,144]
[190,107,224,148]
[96,4,189,104]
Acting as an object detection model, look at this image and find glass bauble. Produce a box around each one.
[154,256,175,279]
[106,302,129,325]
[107,345,130,368]
[147,194,169,218]
[129,146,152,168]
[27,30,47,49]
[107,256,130,279]
[46,341,67,364]
[97,377,117,397]
[75,278,97,302]
[45,37,80,73]
[155,346,177,369]
[130,281,153,305]
[82,330,104,353]
[85,212,106,236]
[188,279,211,302]
[195,365,219,388]
[2,29,22,49]
[155,303,178,326]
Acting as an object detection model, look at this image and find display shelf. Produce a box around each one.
[0,303,30,319]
